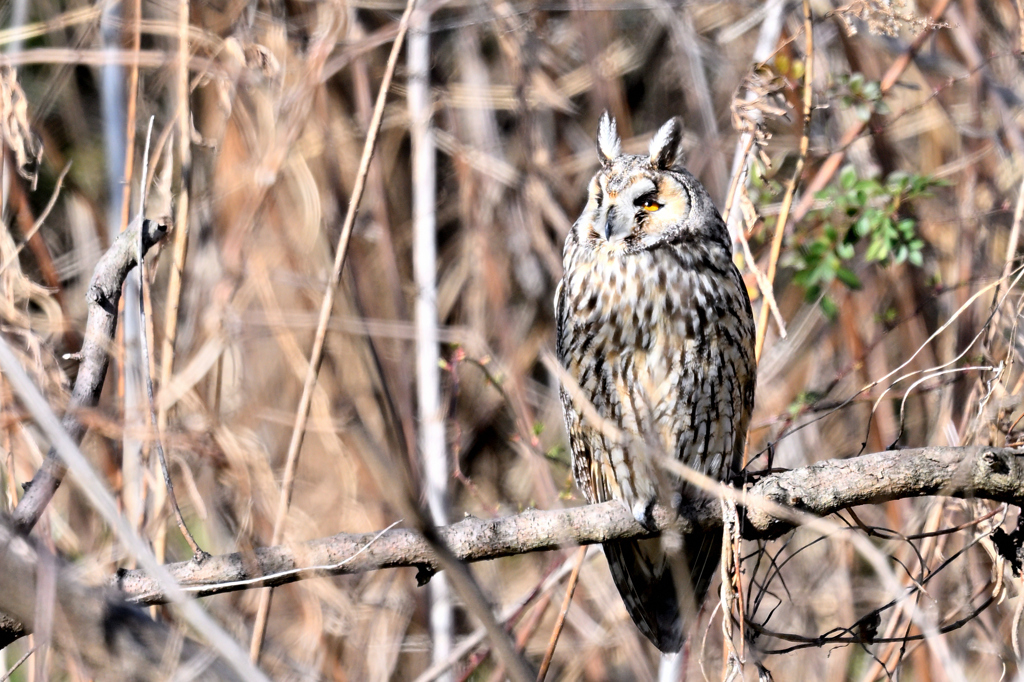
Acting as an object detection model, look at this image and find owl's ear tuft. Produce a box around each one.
[648,117,684,170]
[597,111,621,167]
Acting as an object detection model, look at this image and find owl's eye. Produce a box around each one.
[634,191,661,212]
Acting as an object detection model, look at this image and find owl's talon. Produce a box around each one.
[632,498,657,531]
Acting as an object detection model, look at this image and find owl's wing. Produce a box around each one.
[555,277,597,503]
[730,274,758,477]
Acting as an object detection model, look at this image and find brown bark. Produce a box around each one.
[11,217,168,534]
[108,445,1024,604]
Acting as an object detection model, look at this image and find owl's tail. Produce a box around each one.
[603,527,721,653]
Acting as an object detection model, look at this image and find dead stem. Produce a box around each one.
[753,0,814,364]
[248,0,420,662]
[536,545,587,681]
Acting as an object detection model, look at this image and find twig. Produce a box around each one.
[753,0,813,364]
[985,171,1024,346]
[116,0,141,236]
[1013,574,1024,660]
[722,134,755,227]
[720,497,744,680]
[485,594,551,682]
[134,116,205,561]
[248,0,419,661]
[536,545,586,682]
[156,0,193,423]
[0,643,36,682]
[412,551,589,682]
[754,592,996,655]
[155,0,194,563]
[0,160,71,275]
[736,221,787,347]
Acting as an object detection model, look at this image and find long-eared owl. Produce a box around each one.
[555,113,756,652]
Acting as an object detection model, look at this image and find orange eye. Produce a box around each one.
[642,199,662,212]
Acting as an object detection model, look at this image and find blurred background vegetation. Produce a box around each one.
[2,0,1024,680]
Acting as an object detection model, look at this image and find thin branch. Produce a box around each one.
[753,0,813,363]
[11,218,169,532]
[248,0,418,660]
[536,545,586,681]
[135,116,205,560]
[409,3,452,674]
[0,160,71,275]
[0,643,36,682]
[154,0,194,569]
[754,592,996,655]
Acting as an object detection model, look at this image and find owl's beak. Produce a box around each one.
[603,206,630,241]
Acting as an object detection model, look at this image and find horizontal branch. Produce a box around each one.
[115,445,1024,604]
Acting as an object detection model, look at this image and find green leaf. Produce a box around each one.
[840,165,858,191]
[887,171,909,188]
[865,238,885,261]
[854,215,872,237]
[836,266,862,289]
[821,295,839,320]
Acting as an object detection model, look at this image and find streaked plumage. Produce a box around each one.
[555,113,756,652]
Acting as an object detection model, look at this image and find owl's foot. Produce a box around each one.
[631,498,658,532]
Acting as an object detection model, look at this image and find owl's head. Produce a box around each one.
[576,112,727,251]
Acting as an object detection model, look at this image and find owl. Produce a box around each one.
[555,113,756,652]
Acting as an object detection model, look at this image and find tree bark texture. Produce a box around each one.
[109,445,1024,604]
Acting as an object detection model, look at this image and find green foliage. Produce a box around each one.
[828,72,890,122]
[787,390,825,418]
[785,165,944,317]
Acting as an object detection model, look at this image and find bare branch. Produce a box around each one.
[110,446,1024,604]
[12,217,168,533]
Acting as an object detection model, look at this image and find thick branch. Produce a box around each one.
[12,217,167,533]
[113,445,1024,604]
[744,444,1024,535]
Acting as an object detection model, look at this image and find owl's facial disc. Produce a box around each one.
[593,174,691,245]
[636,175,691,246]
[600,177,657,242]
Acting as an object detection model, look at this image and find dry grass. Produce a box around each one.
[2,0,1024,680]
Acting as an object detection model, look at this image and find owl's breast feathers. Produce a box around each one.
[556,233,755,507]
